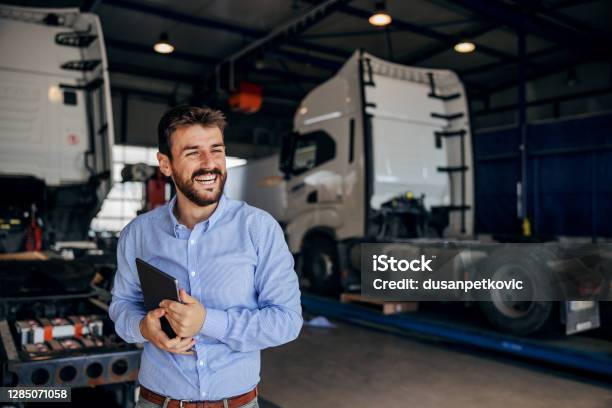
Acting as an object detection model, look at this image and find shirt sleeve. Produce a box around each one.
[109,225,148,344]
[200,212,303,352]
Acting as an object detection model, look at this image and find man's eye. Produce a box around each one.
[212,149,223,153]
[186,151,198,156]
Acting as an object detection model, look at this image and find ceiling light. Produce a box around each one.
[154,32,174,54]
[454,41,476,53]
[369,1,392,27]
[254,58,266,70]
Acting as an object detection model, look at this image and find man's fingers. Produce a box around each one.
[160,342,195,355]
[153,331,195,354]
[163,305,192,326]
[179,288,198,304]
[173,341,196,355]
[148,308,165,319]
[159,345,193,355]
[164,309,187,324]
[164,313,184,332]
[174,350,196,355]
[169,302,187,314]
[173,337,195,352]
[160,300,186,315]
[154,328,183,349]
[163,335,183,349]
[166,336,194,352]
[159,299,175,309]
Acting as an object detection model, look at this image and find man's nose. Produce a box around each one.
[198,151,213,167]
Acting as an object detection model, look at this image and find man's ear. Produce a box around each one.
[157,152,173,177]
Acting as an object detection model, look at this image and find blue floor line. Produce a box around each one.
[301,295,612,377]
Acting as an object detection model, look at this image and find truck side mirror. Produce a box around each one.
[279,131,297,180]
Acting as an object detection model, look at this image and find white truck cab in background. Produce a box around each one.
[0,5,114,251]
[278,50,473,294]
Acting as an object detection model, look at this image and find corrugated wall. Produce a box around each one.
[473,112,612,239]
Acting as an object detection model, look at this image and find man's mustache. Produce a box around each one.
[191,168,224,179]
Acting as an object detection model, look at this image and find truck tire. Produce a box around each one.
[478,299,555,336]
[476,248,557,335]
[302,236,341,297]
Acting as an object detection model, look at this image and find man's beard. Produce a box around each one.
[173,166,227,207]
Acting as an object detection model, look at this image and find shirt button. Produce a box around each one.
[191,271,196,277]
[190,239,196,245]
[201,391,206,397]
[199,360,204,366]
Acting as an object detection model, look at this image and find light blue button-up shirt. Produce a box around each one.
[109,194,302,400]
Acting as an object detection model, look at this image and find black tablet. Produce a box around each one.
[135,258,179,339]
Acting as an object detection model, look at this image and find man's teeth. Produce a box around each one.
[194,174,217,185]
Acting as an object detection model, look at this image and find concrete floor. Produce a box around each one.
[260,319,612,408]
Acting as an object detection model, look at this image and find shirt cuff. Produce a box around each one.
[130,313,147,343]
[200,308,228,341]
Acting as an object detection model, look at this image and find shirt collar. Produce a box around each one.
[167,193,228,236]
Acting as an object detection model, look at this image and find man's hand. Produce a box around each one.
[159,289,207,338]
[139,308,195,355]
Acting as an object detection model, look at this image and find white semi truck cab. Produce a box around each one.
[0,5,114,251]
[279,50,473,293]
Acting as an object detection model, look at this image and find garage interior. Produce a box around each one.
[0,0,611,407]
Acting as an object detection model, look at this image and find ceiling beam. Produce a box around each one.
[104,0,260,36]
[303,28,397,40]
[251,68,324,84]
[106,38,217,64]
[217,0,351,90]
[102,0,350,61]
[110,69,305,106]
[483,52,602,94]
[328,3,518,63]
[106,37,340,72]
[268,49,342,71]
[400,22,499,65]
[459,45,565,77]
[286,39,351,59]
[109,62,201,83]
[418,0,604,76]
[449,0,611,55]
[472,85,612,116]
[111,85,175,102]
[106,38,327,86]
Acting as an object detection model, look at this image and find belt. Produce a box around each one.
[139,386,257,408]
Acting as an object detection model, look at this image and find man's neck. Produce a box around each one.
[173,192,219,229]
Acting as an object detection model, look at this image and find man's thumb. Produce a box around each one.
[151,308,165,318]
[180,288,197,304]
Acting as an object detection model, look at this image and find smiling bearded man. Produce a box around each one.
[167,124,227,208]
[109,105,302,408]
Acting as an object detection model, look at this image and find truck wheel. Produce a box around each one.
[476,248,557,335]
[478,299,554,336]
[302,236,341,297]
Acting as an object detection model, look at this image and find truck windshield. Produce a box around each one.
[290,130,336,175]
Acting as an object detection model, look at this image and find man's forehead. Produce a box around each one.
[172,125,223,146]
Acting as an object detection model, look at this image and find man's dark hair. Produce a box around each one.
[157,105,227,158]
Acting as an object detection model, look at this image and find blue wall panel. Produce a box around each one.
[473,113,612,238]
